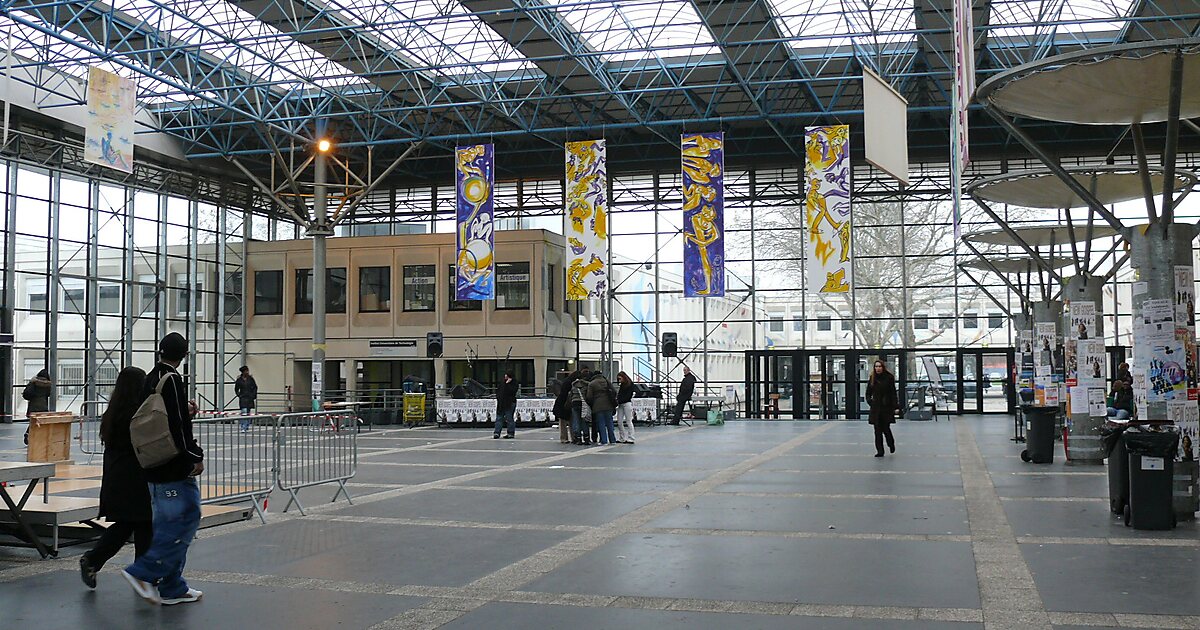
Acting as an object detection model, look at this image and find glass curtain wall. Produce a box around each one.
[2,161,248,418]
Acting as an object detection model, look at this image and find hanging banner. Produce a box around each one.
[565,140,608,300]
[804,125,852,293]
[681,132,725,297]
[454,144,495,300]
[1068,301,1095,340]
[950,0,974,241]
[84,67,135,173]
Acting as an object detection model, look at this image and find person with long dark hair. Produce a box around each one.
[865,360,899,457]
[79,366,151,588]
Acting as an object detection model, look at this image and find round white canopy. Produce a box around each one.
[968,167,1195,210]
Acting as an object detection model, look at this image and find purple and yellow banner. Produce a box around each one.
[565,140,608,300]
[681,132,724,298]
[455,144,495,300]
[804,125,852,293]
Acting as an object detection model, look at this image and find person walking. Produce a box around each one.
[121,332,205,606]
[494,371,518,439]
[79,367,151,589]
[569,368,592,445]
[553,370,579,444]
[615,371,636,444]
[22,368,52,445]
[586,371,618,445]
[234,366,258,431]
[670,366,697,425]
[866,359,900,457]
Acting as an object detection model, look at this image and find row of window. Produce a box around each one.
[767,312,1007,332]
[253,263,536,316]
[25,273,241,319]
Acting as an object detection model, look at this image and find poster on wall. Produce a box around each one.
[1034,322,1056,370]
[804,125,852,294]
[1088,387,1107,417]
[1132,368,1148,419]
[85,67,136,174]
[1077,339,1106,387]
[1069,301,1096,340]
[1142,298,1175,342]
[565,140,608,300]
[454,144,495,300]
[681,132,725,297]
[1185,334,1199,400]
[1147,342,1188,402]
[1167,400,1198,461]
[1065,339,1078,387]
[1174,266,1195,328]
[1018,330,1034,385]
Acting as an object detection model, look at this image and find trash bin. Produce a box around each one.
[1021,406,1057,464]
[1101,423,1129,515]
[1123,429,1179,530]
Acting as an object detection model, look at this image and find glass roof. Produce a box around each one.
[544,0,719,63]
[110,0,364,90]
[769,0,916,52]
[324,0,536,76]
[989,0,1140,39]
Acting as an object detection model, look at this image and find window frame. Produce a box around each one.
[358,266,391,313]
[495,261,531,311]
[253,270,284,316]
[402,264,437,312]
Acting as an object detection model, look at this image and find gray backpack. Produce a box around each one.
[130,374,181,468]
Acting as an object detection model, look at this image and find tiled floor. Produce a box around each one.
[0,416,1196,629]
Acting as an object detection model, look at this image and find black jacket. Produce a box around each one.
[866,372,899,426]
[99,400,152,522]
[677,373,697,402]
[1110,387,1134,413]
[142,363,204,483]
[552,371,579,419]
[496,379,519,412]
[617,381,634,405]
[235,374,258,408]
[22,376,52,413]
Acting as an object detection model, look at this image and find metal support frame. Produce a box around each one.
[1,165,16,422]
[967,194,1067,284]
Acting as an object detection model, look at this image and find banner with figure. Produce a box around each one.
[85,67,135,173]
[455,144,494,300]
[804,125,852,293]
[681,133,725,297]
[565,140,608,300]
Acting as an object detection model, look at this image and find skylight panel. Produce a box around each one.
[989,0,1139,39]
[324,0,536,76]
[770,0,916,52]
[544,0,719,63]
[109,0,364,90]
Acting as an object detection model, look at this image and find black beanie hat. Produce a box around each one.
[159,332,188,362]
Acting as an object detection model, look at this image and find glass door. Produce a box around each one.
[957,352,981,414]
[956,348,1015,414]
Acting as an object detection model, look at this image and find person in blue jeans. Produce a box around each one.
[585,371,618,445]
[1106,379,1134,420]
[494,371,519,439]
[122,332,205,606]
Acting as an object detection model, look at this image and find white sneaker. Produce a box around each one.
[162,588,204,605]
[121,570,162,605]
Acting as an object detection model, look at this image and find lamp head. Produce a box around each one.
[316,138,333,153]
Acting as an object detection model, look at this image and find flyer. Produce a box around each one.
[1068,385,1088,414]
[1174,266,1195,329]
[1069,300,1096,340]
[1166,400,1198,461]
[1142,298,1175,342]
[1034,322,1056,370]
[1132,281,1148,297]
[1065,339,1078,387]
[1147,342,1188,402]
[1076,339,1106,387]
[1132,368,1148,420]
[1087,387,1106,417]
[1043,384,1060,406]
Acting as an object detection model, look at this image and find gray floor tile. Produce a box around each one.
[1022,543,1200,615]
[332,487,659,526]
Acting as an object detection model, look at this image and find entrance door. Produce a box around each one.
[956,348,1015,414]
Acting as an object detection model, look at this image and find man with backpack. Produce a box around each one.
[122,332,205,606]
[586,371,619,445]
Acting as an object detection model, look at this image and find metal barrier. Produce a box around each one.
[76,401,107,461]
[192,414,278,523]
[274,412,358,516]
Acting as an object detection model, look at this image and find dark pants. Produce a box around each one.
[671,398,690,424]
[84,520,152,569]
[874,423,895,454]
[494,407,515,437]
[570,403,584,441]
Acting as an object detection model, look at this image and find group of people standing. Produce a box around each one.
[552,367,637,445]
[72,332,207,606]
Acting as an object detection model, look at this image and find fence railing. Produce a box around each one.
[73,409,359,523]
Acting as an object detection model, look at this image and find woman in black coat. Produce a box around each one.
[553,370,580,444]
[865,360,899,457]
[79,367,151,589]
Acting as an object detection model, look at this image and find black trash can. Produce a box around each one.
[1021,406,1058,464]
[1124,429,1179,530]
[1101,424,1129,515]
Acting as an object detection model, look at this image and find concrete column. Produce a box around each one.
[1063,275,1106,463]
[1126,223,1198,424]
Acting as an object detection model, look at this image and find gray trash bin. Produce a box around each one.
[1124,429,1179,530]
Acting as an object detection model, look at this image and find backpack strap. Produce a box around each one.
[154,372,175,394]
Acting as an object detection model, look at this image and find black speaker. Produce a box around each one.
[662,332,678,358]
[426,332,443,358]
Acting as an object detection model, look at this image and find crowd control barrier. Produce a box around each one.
[274,412,358,516]
[193,414,279,523]
[76,401,107,460]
